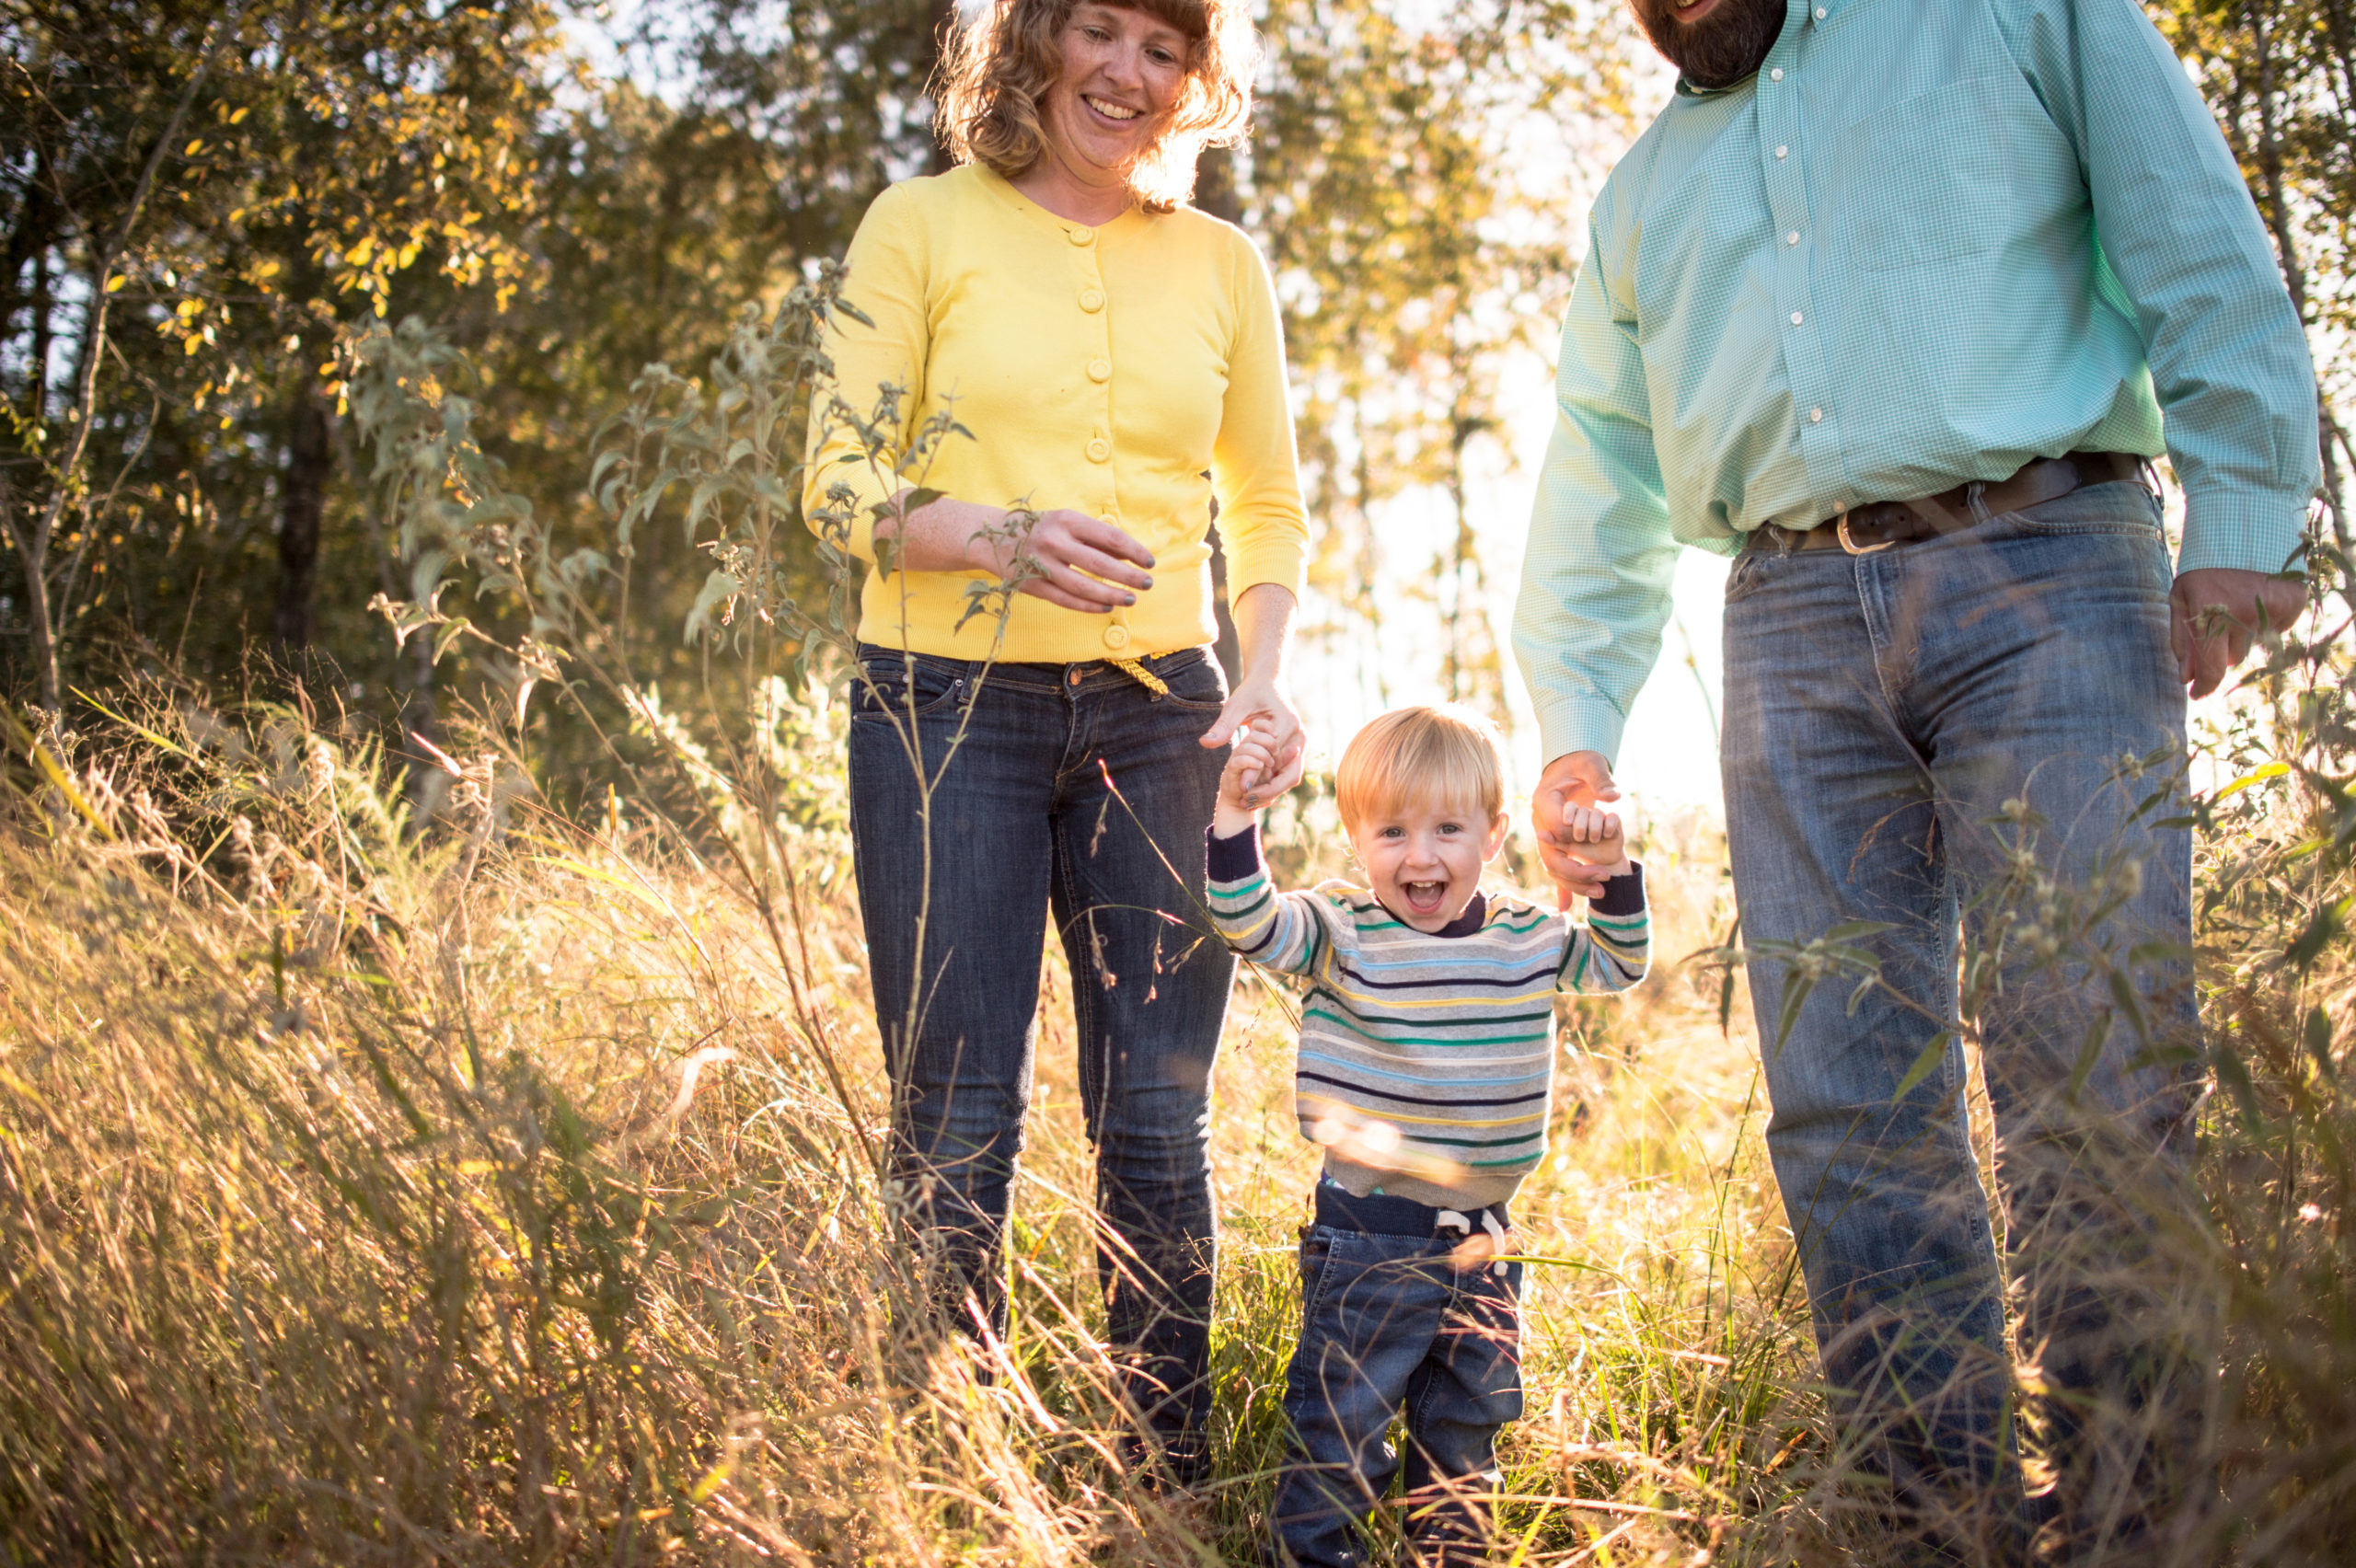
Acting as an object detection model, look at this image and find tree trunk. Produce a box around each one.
[274,376,332,651]
[1195,144,1242,224]
[1195,144,1246,681]
[926,0,958,173]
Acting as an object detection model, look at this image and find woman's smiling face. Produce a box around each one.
[1043,3,1191,182]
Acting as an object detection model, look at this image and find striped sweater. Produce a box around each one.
[1208,824,1650,1208]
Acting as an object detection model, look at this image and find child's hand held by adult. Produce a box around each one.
[1213,722,1288,835]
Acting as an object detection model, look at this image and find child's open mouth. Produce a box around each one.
[1401,880,1448,916]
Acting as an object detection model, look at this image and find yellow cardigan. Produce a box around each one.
[803,163,1309,663]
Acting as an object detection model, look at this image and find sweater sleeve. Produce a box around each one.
[803,183,929,568]
[1556,861,1651,995]
[1207,823,1328,977]
[1208,230,1310,603]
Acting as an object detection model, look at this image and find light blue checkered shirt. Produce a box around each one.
[1512,0,2322,766]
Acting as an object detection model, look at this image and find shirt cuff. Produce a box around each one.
[1207,822,1263,882]
[1591,860,1645,917]
[2177,492,2314,577]
[1532,693,1629,771]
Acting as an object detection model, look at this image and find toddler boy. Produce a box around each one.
[1208,704,1648,1567]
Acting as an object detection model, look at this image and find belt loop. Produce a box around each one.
[1965,479,1992,527]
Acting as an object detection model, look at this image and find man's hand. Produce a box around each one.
[1532,749,1623,907]
[2171,567,2306,698]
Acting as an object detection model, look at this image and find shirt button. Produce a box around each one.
[1068,227,1093,247]
[1086,358,1111,383]
[1770,67,1784,81]
[1775,144,1788,159]
[1103,625,1131,651]
[1809,408,1824,423]
[1080,287,1105,312]
[1787,230,1800,245]
[1086,437,1111,462]
[1815,6,1826,16]
[1790,311,1804,326]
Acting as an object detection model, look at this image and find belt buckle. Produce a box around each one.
[1836,510,1894,556]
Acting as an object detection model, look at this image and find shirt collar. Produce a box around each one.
[1432,892,1488,940]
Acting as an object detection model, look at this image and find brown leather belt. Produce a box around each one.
[1744,452,2149,555]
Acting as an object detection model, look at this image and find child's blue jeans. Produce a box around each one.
[1272,1185,1524,1568]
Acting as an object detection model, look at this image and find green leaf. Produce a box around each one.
[2304,1005,2337,1080]
[2106,967,2150,1043]
[432,617,473,664]
[2213,761,2289,802]
[2067,1010,2112,1103]
[2286,895,2352,970]
[1893,1032,1953,1101]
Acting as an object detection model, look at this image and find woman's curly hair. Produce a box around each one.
[935,0,1257,213]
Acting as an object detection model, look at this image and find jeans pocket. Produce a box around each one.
[1153,647,1230,712]
[1722,548,1779,605]
[1299,1225,1346,1320]
[1997,479,2164,538]
[851,650,967,719]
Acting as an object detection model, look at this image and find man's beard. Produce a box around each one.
[1630,0,1786,89]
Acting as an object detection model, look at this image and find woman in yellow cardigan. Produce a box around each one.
[803,0,1308,1485]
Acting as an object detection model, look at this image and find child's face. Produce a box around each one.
[1346,795,1510,933]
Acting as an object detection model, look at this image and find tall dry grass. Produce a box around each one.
[0,678,1810,1564]
[0,283,2347,1562]
[7,625,2341,1566]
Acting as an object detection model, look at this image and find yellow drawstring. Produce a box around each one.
[1107,656,1170,697]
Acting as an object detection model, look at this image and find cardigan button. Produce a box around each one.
[1086,437,1112,462]
[1068,227,1093,246]
[1103,625,1131,651]
[1086,358,1111,383]
[1080,287,1105,312]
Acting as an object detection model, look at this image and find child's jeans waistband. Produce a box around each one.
[1313,1182,1510,1239]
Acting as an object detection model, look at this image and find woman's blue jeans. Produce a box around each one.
[847,642,1234,1474]
[1721,481,2207,1557]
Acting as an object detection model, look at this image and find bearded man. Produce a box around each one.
[1514,0,2318,1561]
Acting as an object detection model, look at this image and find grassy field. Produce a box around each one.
[0,649,2349,1564]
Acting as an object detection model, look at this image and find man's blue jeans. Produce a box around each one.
[846,643,1234,1476]
[1272,1188,1524,1568]
[1721,480,2205,1555]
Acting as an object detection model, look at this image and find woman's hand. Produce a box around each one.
[1197,582,1305,805]
[879,492,1154,614]
[966,506,1156,614]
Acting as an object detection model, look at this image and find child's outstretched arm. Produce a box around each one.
[1207,723,1324,976]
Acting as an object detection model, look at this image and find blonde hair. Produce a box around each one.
[933,0,1257,213]
[1334,705,1507,832]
